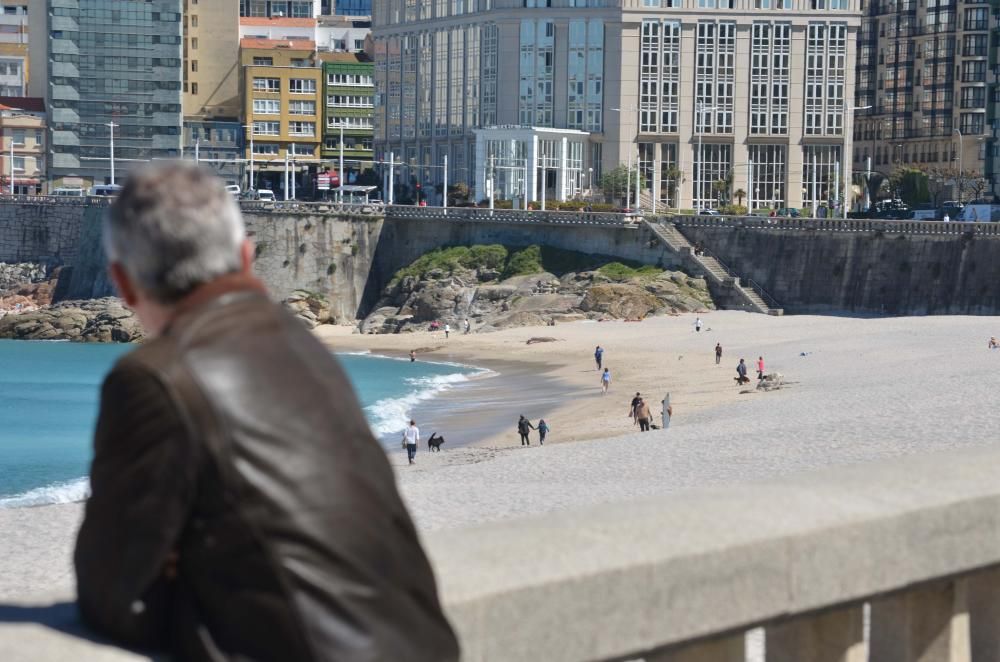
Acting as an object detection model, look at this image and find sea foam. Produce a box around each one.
[0,477,90,509]
[366,370,485,438]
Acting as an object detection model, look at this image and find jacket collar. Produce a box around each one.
[162,273,270,335]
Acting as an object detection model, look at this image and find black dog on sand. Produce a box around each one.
[428,433,445,452]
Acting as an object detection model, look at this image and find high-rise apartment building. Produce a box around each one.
[0,2,28,96]
[30,1,183,189]
[240,1,320,18]
[853,0,995,199]
[373,0,862,211]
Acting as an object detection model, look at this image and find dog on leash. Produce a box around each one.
[428,433,445,452]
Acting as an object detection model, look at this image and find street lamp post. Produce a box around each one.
[610,107,641,211]
[339,122,345,203]
[106,121,118,187]
[243,124,255,193]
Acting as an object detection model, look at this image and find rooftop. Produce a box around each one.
[240,38,316,51]
[0,96,43,113]
[239,17,316,27]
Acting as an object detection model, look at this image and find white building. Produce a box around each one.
[372,0,862,212]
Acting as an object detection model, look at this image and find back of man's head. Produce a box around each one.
[104,161,246,303]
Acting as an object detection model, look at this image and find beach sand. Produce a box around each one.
[5,312,1000,623]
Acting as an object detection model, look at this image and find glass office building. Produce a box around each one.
[333,0,371,16]
[43,0,183,188]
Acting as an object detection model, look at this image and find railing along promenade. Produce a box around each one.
[8,445,1000,661]
[673,214,1000,237]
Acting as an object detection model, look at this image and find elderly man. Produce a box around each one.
[74,163,458,661]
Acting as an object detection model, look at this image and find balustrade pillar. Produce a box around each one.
[965,566,1000,660]
[646,633,745,662]
[869,580,970,662]
[765,605,865,662]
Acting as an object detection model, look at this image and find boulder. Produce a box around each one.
[579,284,663,319]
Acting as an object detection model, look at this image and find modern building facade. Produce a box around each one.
[320,52,373,184]
[241,37,322,195]
[240,1,320,18]
[30,0,183,189]
[853,0,996,200]
[0,96,45,194]
[328,0,372,16]
[0,2,28,96]
[372,0,862,211]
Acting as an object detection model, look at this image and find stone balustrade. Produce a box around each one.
[384,204,631,227]
[673,214,1000,237]
[6,445,1000,661]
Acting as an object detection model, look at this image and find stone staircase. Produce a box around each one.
[643,219,783,315]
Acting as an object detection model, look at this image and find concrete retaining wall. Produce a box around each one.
[0,200,86,266]
[675,219,1000,315]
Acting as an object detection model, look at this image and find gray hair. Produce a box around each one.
[104,162,246,303]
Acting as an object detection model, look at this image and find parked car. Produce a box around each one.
[774,208,801,217]
[698,208,721,216]
[256,189,275,202]
[224,184,241,198]
[51,187,86,197]
[89,184,122,197]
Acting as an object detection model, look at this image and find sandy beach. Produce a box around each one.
[5,311,1000,621]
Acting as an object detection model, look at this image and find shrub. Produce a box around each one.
[598,262,664,282]
[462,244,508,271]
[720,204,748,216]
[503,245,544,279]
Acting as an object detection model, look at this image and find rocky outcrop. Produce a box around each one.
[283,289,334,329]
[360,265,714,334]
[0,262,60,314]
[0,297,143,342]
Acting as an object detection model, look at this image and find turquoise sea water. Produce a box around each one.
[0,341,477,507]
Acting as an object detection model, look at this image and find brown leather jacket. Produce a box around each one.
[75,281,459,661]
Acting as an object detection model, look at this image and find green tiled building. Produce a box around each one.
[320,53,374,188]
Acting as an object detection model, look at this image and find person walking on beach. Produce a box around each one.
[736,358,749,385]
[756,356,765,380]
[715,343,723,365]
[444,323,450,338]
[403,420,420,464]
[74,162,457,662]
[517,415,535,446]
[695,317,703,332]
[537,419,549,444]
[635,397,652,432]
[595,345,604,370]
[464,318,471,334]
[661,393,672,430]
[990,337,999,349]
[601,367,612,394]
[629,392,642,423]
[410,350,416,362]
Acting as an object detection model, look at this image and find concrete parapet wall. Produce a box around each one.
[9,445,1000,660]
[0,199,88,266]
[673,216,1000,315]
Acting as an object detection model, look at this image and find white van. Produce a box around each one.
[51,187,86,197]
[256,189,275,202]
[89,184,122,197]
[225,184,241,197]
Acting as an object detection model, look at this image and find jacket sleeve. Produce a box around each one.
[75,362,199,648]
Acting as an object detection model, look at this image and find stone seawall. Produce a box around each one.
[677,221,1000,315]
[0,200,85,266]
[58,208,383,323]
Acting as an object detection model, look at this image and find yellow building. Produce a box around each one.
[241,37,322,196]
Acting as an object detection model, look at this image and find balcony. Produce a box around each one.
[964,20,989,30]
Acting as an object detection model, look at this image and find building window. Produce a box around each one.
[11,129,24,146]
[326,115,372,128]
[748,145,786,208]
[802,145,841,210]
[327,73,374,86]
[960,113,985,134]
[326,95,373,107]
[12,156,24,172]
[289,100,316,115]
[804,23,847,136]
[695,21,736,134]
[568,19,604,132]
[692,143,732,210]
[289,121,315,136]
[253,77,280,92]
[481,24,498,126]
[191,60,198,72]
[253,142,279,155]
[749,22,790,135]
[639,20,681,134]
[253,57,274,66]
[253,98,280,114]
[519,19,555,127]
[964,7,988,30]
[192,82,198,94]
[962,34,987,57]
[253,121,279,135]
[291,58,310,67]
[192,38,198,49]
[289,78,316,94]
[191,15,198,27]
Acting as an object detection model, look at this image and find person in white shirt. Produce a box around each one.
[402,420,419,464]
[444,324,450,338]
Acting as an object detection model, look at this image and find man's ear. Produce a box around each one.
[109,263,138,307]
[240,239,254,275]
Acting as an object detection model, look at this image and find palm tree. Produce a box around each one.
[734,188,746,206]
